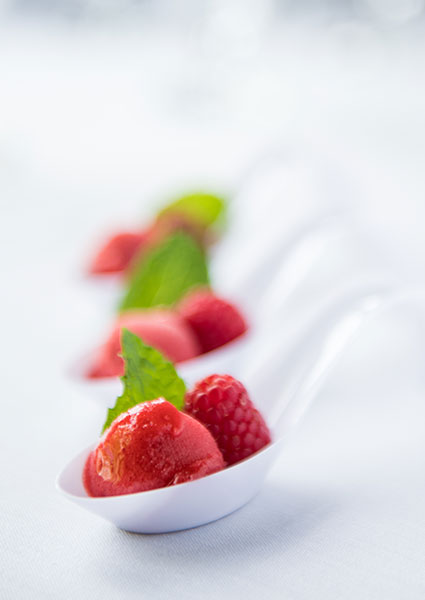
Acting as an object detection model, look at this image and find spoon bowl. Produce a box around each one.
[56,438,284,533]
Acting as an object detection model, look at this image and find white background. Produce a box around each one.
[1,5,425,598]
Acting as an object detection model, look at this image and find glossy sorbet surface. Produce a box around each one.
[87,310,201,378]
[83,399,224,497]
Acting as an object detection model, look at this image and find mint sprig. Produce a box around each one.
[158,192,227,229]
[102,329,186,433]
[119,232,209,312]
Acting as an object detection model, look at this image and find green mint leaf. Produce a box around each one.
[158,192,227,229]
[102,329,186,433]
[119,231,209,311]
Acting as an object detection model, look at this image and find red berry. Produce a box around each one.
[178,290,247,353]
[184,374,271,466]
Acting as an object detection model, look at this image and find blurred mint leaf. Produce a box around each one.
[119,231,209,311]
[158,192,227,229]
[102,329,186,432]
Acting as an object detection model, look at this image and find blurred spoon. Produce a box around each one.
[71,212,349,404]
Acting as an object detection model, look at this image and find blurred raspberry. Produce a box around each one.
[178,289,247,353]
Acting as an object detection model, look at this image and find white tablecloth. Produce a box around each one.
[1,16,425,600]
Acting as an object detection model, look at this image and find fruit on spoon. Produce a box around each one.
[82,330,269,498]
[83,399,224,497]
[88,193,226,275]
[88,217,207,277]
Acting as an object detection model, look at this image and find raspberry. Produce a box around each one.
[184,374,271,466]
[178,289,247,353]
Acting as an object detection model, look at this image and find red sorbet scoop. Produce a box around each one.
[83,399,225,497]
[87,310,201,378]
[88,230,149,275]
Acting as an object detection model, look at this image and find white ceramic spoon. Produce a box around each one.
[71,213,349,405]
[57,284,425,533]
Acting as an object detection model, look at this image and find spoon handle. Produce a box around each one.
[252,285,425,437]
[220,212,348,313]
[255,214,348,323]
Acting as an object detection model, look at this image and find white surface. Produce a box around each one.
[1,13,425,600]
